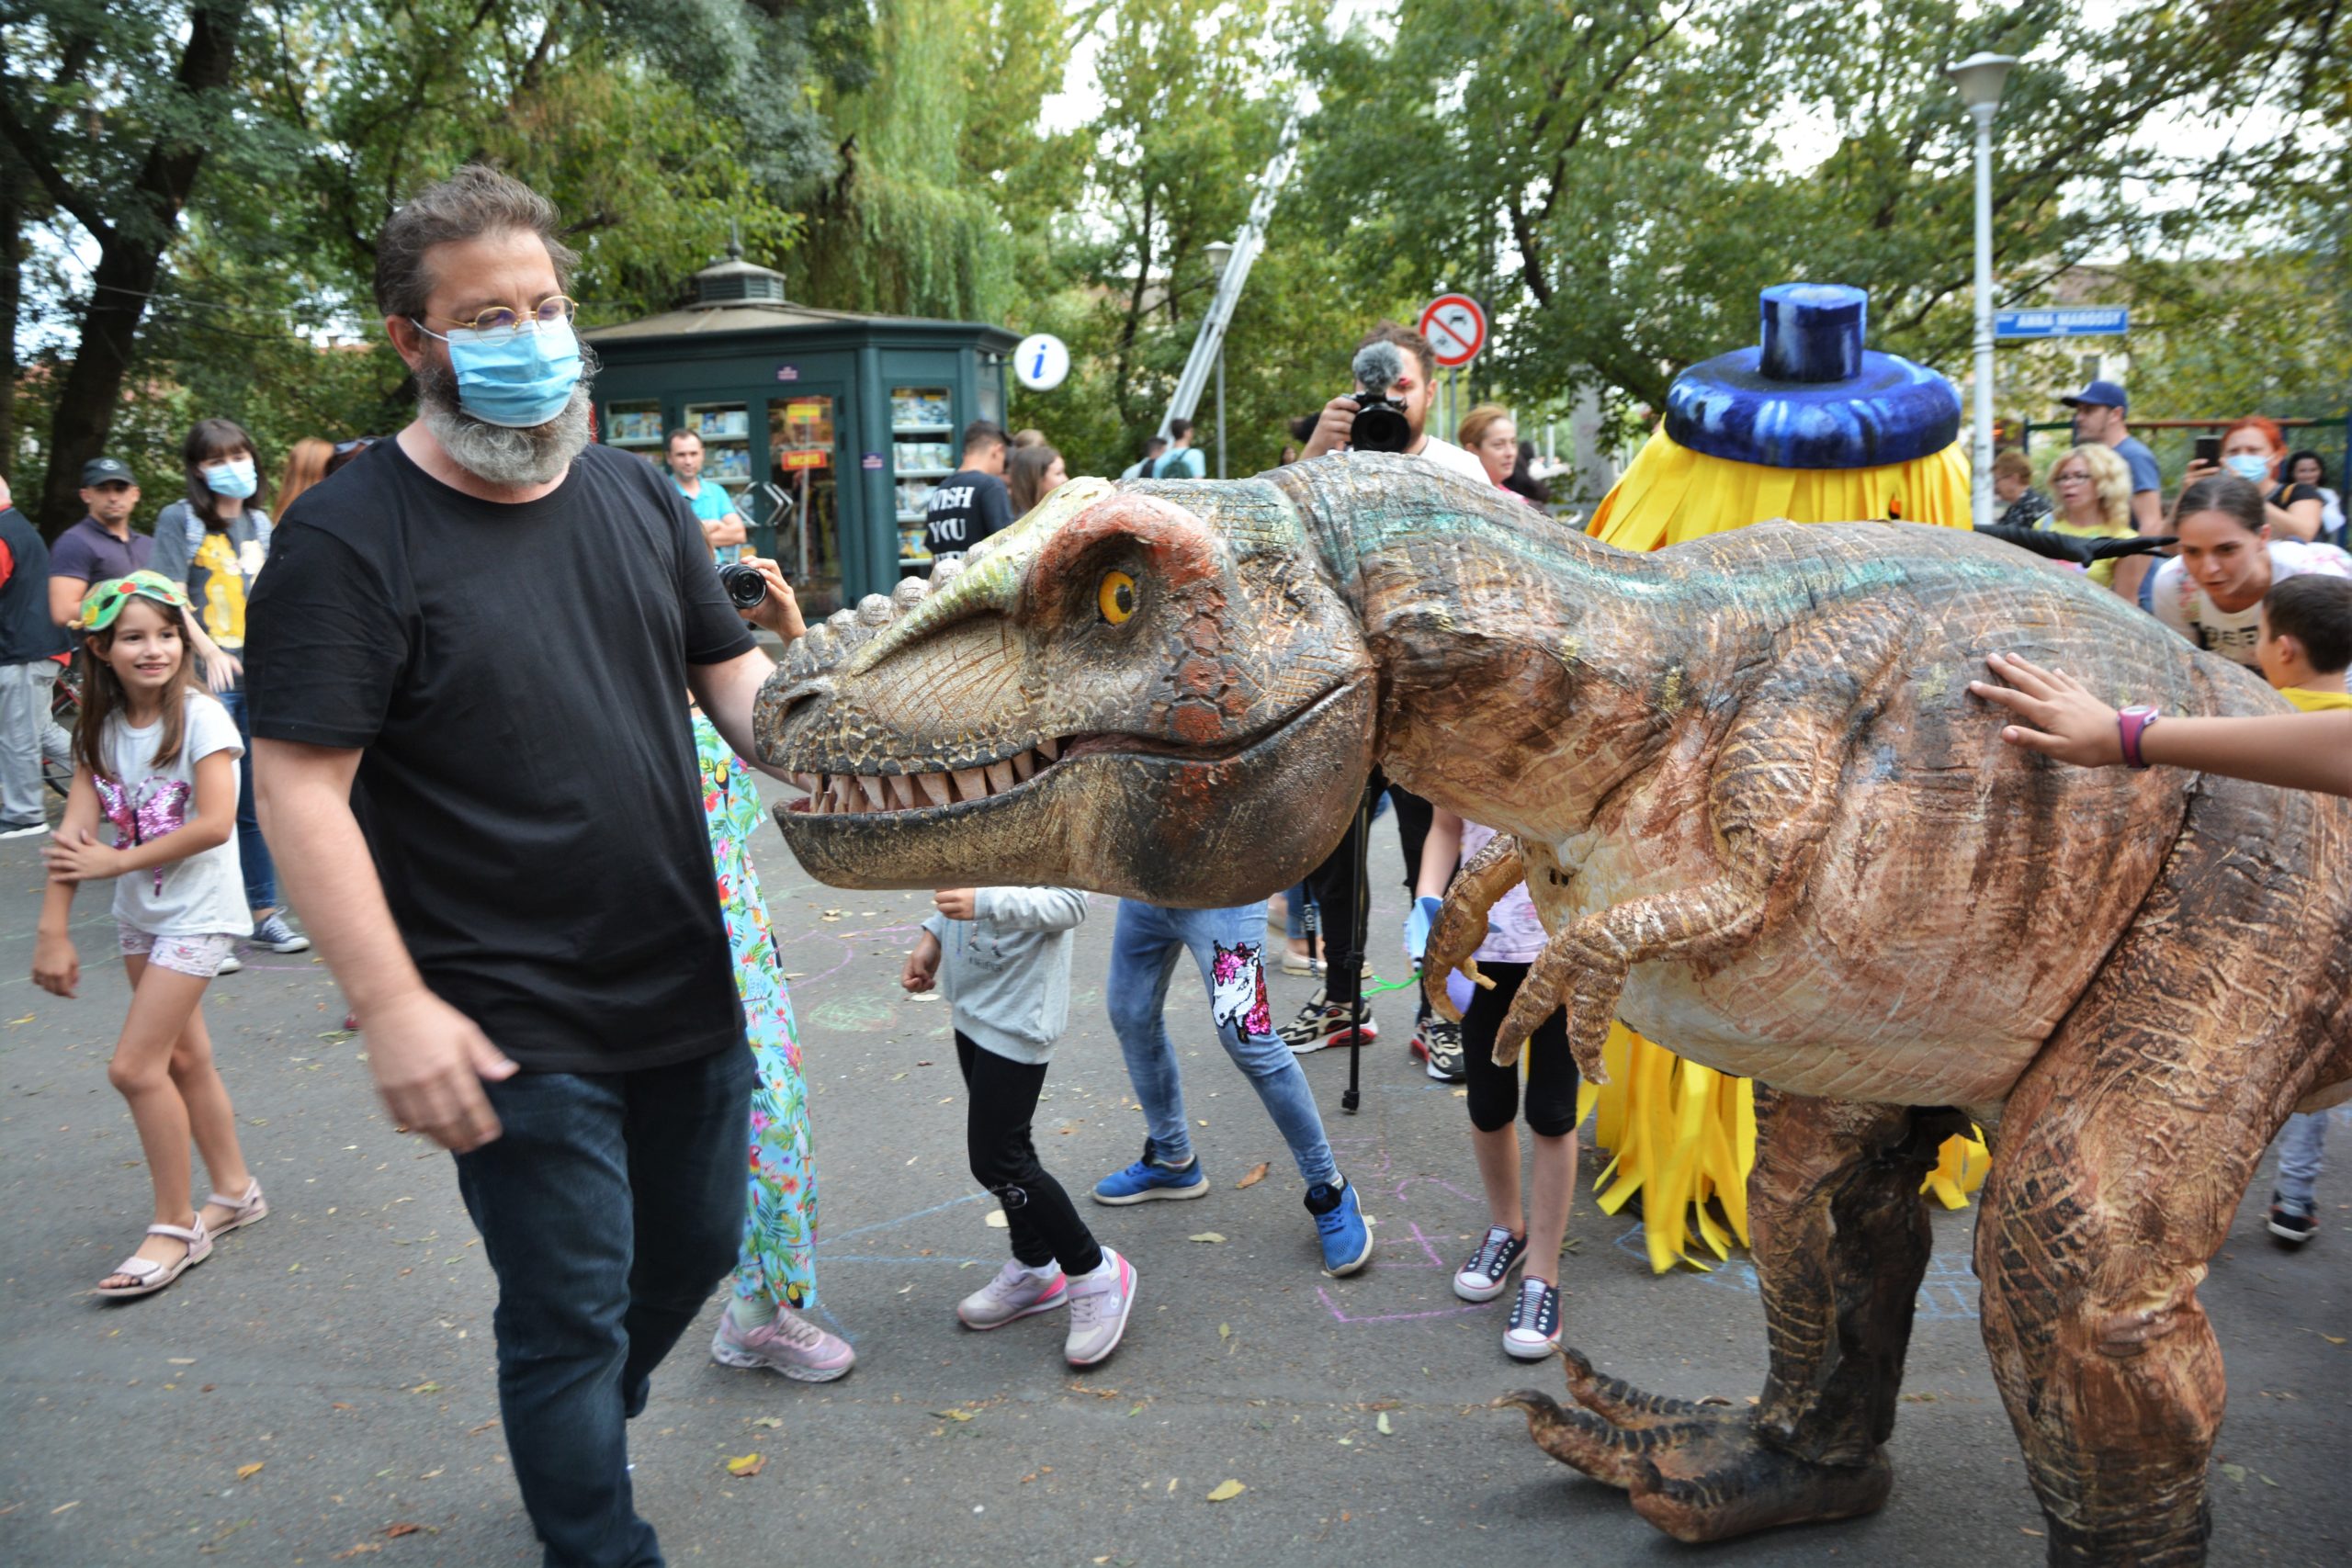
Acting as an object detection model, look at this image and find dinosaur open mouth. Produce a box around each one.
[782,688,1346,819]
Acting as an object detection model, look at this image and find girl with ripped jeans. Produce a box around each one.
[904,886,1138,1367]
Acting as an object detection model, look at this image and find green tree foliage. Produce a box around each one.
[1298,0,2342,419]
[3,0,858,534]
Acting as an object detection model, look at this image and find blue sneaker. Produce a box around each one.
[1305,1178,1372,1277]
[1091,1145,1209,1206]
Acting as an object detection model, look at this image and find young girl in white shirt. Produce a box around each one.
[32,571,264,1298]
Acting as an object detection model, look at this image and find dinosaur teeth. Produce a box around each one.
[952,766,988,802]
[985,759,1015,794]
[916,772,952,807]
[857,774,887,811]
[1010,750,1034,782]
[1035,737,1060,762]
[888,773,916,809]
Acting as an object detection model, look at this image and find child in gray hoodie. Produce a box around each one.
[904,886,1136,1367]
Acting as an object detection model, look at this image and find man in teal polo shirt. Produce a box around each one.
[667,428,748,564]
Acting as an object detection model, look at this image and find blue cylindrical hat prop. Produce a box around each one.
[1664,284,1962,470]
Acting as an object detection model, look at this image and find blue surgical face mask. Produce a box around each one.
[415,317,582,428]
[2222,453,2270,483]
[203,457,258,500]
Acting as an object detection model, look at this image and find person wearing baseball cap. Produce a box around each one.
[47,457,150,629]
[2060,379,2164,534]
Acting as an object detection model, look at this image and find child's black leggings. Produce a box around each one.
[956,1031,1103,1276]
[1459,961,1580,1137]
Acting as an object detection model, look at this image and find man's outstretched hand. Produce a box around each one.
[1969,652,2126,767]
[362,990,519,1152]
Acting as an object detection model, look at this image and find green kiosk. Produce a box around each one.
[585,249,1017,619]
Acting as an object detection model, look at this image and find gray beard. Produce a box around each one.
[417,355,595,487]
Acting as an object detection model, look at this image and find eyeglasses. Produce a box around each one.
[419,295,578,334]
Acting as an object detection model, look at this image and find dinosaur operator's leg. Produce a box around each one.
[1498,1089,1955,1541]
[1975,811,2344,1567]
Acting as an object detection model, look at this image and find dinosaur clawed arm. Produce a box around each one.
[1421,830,1523,1023]
[1487,602,1908,1083]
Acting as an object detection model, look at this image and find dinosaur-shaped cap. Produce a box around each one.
[1663,283,1962,470]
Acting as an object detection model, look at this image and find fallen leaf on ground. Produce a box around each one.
[1205,1479,1245,1502]
[1188,1232,1226,1244]
[2021,1527,2043,1538]
[2220,1463,2246,1483]
[407,1382,440,1394]
[1218,1324,1231,1341]
[236,1462,265,1480]
[751,1416,783,1428]
[985,1210,1009,1228]
[167,1357,197,1365]
[934,1408,975,1422]
[51,1501,80,1515]
[2322,1334,2346,1345]
[1235,1162,1270,1190]
[383,1523,424,1538]
[725,1453,765,1476]
[1376,1413,1393,1435]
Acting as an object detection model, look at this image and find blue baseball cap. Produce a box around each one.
[2060,379,2128,412]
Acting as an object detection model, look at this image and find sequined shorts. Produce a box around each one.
[117,925,238,978]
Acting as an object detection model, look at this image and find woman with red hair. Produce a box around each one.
[2184,415,2326,540]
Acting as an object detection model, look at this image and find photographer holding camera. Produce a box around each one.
[1278,323,1487,1079]
[1297,322,1489,485]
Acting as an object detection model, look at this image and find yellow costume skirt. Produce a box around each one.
[1580,430,1990,1271]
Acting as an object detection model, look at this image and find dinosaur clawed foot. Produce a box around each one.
[1495,1349,1893,1543]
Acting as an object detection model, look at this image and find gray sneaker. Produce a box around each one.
[252,912,311,953]
[957,1259,1068,1329]
[709,1305,856,1382]
[1063,1249,1136,1367]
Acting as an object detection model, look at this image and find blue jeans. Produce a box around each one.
[217,687,277,913]
[454,1043,753,1568]
[2276,1110,2330,1212]
[1105,899,1338,1187]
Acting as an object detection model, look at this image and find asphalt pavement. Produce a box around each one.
[3,777,2347,1567]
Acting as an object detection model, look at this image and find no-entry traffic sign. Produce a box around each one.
[1419,293,1487,367]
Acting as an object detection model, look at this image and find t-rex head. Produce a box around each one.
[754,474,1379,905]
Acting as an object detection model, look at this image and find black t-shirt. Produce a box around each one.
[2269,481,2323,513]
[923,468,1013,557]
[243,439,757,1073]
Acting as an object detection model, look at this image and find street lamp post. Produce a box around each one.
[1946,51,2017,530]
[1204,238,1234,479]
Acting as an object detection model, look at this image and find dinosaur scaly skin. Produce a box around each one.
[756,457,2352,1565]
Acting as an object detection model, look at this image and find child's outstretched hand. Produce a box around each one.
[933,888,978,920]
[903,931,941,994]
[32,931,79,998]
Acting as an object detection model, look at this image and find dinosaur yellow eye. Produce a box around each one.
[1098,570,1138,625]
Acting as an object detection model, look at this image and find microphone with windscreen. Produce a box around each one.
[1348,342,1415,453]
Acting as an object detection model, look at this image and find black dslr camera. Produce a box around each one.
[1348,341,1415,454]
[718,560,768,609]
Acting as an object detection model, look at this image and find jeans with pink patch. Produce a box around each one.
[1105,899,1338,1187]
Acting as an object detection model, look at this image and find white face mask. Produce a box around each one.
[2222,453,2270,483]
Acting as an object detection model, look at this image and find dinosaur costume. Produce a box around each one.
[753,459,2352,1565]
[1586,282,1984,1269]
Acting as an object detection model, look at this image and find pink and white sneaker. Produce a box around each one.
[709,1306,856,1382]
[957,1259,1068,1329]
[1063,1249,1137,1367]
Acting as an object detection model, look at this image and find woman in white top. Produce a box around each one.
[2283,450,2346,542]
[2150,474,2352,669]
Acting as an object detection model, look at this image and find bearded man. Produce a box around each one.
[244,166,814,1568]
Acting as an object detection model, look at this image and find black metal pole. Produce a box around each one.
[1341,785,1372,1115]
